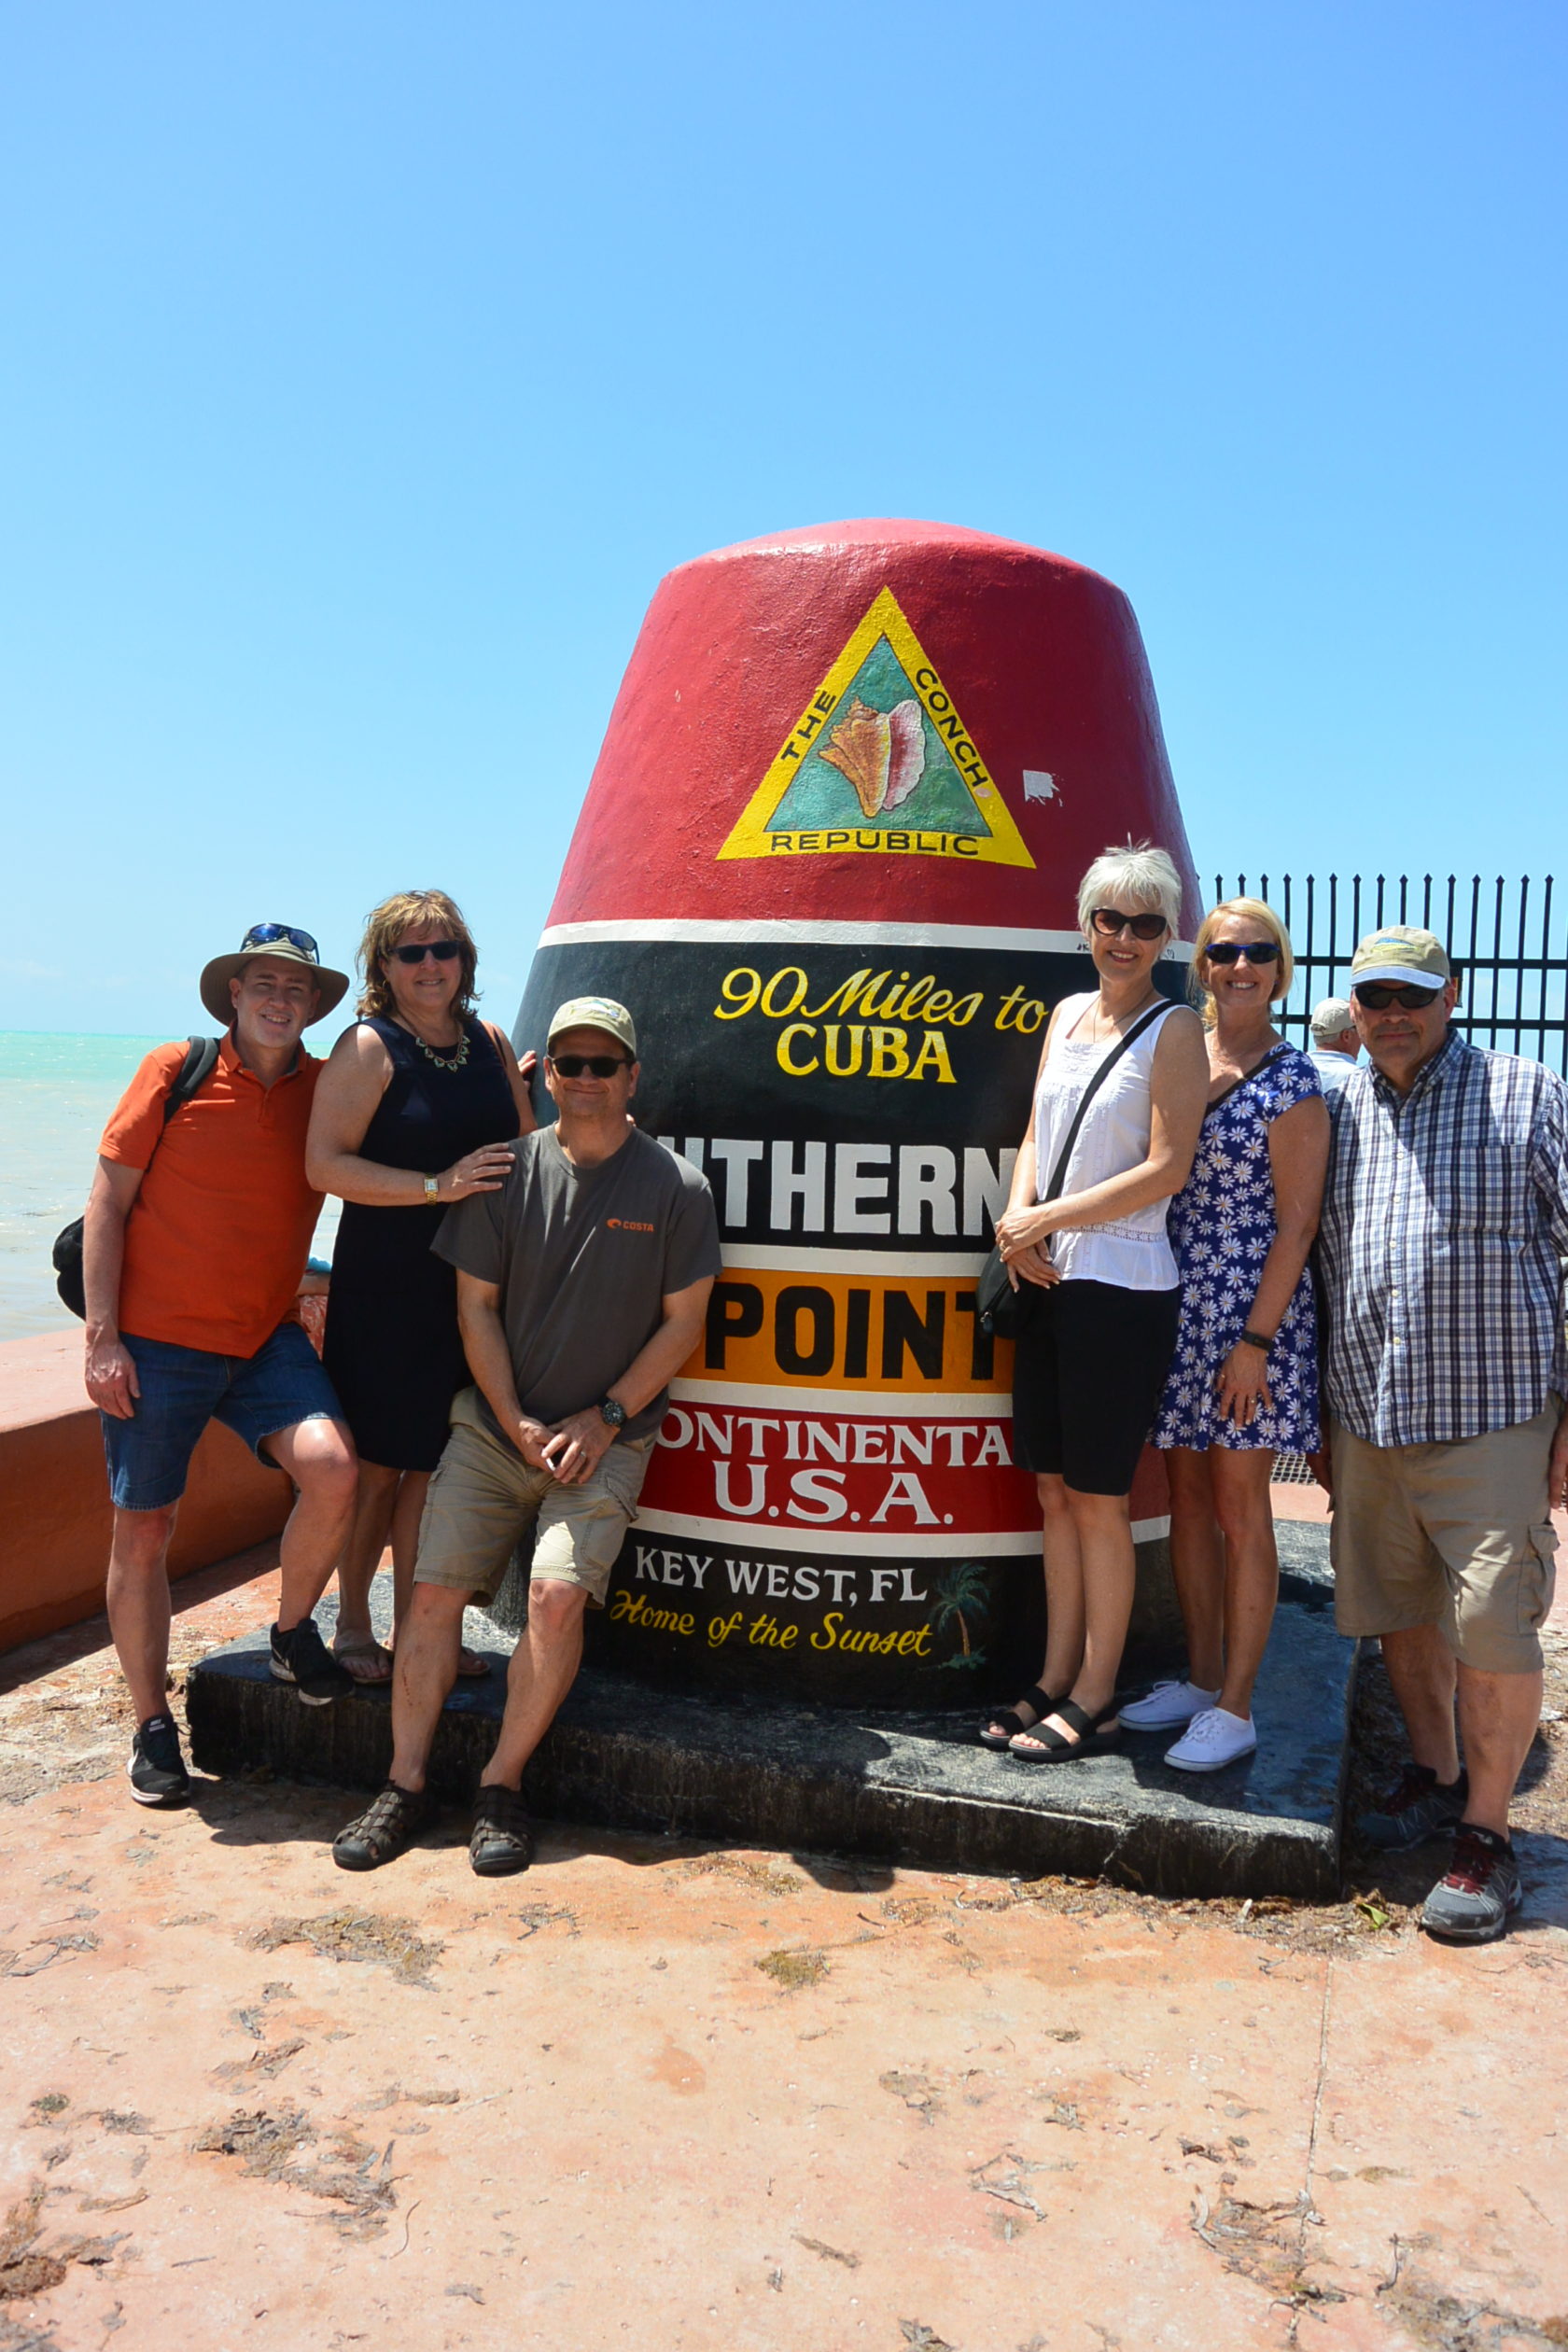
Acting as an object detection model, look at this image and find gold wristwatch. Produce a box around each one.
[423,1175,441,1205]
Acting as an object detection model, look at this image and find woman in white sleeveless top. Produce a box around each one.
[981,846,1208,1763]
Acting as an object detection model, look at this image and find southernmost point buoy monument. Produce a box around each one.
[512,520,1200,1706]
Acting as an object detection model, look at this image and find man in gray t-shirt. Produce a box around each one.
[332,996,721,1881]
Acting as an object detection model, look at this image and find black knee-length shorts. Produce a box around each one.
[1011,1279,1181,1497]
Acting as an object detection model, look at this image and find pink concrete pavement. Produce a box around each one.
[3,1533,1568,2350]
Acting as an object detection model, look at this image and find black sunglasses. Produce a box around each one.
[1205,941,1281,966]
[391,939,461,965]
[1090,908,1168,941]
[242,922,318,959]
[1352,981,1442,1011]
[550,1053,631,1078]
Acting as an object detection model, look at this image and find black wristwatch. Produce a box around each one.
[599,1397,627,1431]
[1239,1329,1273,1353]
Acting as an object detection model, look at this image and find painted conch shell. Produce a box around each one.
[819,696,926,819]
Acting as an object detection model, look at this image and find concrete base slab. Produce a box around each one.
[189,1537,1356,1899]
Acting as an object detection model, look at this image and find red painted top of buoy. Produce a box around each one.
[546,519,1200,936]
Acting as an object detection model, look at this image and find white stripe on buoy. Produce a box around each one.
[632,1509,1172,1554]
[539,915,1196,959]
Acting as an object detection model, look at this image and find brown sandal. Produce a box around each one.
[469,1785,535,1877]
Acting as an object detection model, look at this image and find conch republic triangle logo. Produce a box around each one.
[718,587,1035,866]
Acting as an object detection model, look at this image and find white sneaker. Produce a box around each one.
[1119,1678,1220,1731]
[1164,1706,1257,1772]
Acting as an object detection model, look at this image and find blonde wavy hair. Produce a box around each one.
[356,889,480,1022]
[1190,896,1294,1022]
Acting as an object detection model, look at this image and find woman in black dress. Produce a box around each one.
[307,889,535,1679]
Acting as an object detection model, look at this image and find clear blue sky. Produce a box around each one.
[3,2,1563,1036]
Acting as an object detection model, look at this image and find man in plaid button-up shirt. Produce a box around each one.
[1317,926,1568,1943]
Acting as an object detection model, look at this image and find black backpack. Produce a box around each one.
[52,1036,222,1319]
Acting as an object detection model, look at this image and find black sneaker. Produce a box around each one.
[127,1713,190,1807]
[332,1782,436,1871]
[270,1617,355,1705]
[1355,1762,1468,1851]
[1420,1824,1523,1944]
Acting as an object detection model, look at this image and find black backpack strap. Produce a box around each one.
[1043,998,1174,1203]
[162,1034,221,1124]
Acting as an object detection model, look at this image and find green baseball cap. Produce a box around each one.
[546,996,638,1057]
[1349,925,1451,993]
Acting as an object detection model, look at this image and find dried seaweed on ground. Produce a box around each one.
[0,2191,63,2302]
[1378,2244,1568,2349]
[1189,2186,1343,2311]
[879,2069,942,2121]
[512,1903,578,1939]
[675,1855,804,1897]
[212,2037,308,2083]
[245,1909,443,1985]
[288,2143,399,2237]
[791,2233,859,2269]
[0,2187,125,2304]
[194,2107,399,2239]
[3,1935,100,1980]
[356,2083,460,2114]
[193,2106,315,2179]
[755,1948,828,1990]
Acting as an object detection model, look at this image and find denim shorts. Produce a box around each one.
[102,1322,346,1512]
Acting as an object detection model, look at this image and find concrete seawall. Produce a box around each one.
[0,1328,294,1653]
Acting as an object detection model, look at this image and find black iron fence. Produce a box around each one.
[1210,874,1568,1078]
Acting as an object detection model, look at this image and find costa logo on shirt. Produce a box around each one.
[606,1217,656,1233]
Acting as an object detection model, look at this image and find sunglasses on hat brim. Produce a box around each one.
[242,922,319,959]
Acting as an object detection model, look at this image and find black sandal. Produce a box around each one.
[1008,1698,1122,1764]
[469,1784,536,1877]
[979,1685,1062,1751]
[331,1781,435,1871]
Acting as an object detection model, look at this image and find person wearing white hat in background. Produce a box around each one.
[83,922,361,1810]
[1307,997,1361,1099]
[1319,924,1568,1943]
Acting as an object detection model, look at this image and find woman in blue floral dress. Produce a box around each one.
[1132,900,1330,1773]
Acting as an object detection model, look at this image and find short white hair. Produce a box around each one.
[1075,842,1183,937]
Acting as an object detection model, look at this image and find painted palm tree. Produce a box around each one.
[927,1561,992,1671]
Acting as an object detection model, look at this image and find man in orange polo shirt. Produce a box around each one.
[84,923,361,1806]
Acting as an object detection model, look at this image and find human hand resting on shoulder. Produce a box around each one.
[437,1142,516,1200]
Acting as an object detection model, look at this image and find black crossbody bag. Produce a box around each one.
[52,1035,221,1319]
[976,998,1172,1341]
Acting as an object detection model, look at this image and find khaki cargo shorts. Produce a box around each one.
[414,1389,654,1609]
[1329,1398,1561,1673]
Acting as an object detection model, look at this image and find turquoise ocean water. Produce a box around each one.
[0,1032,341,1344]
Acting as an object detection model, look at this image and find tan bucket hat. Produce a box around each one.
[199,922,350,1027]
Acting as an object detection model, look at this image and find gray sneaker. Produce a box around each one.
[1356,1763,1468,1852]
[1420,1826,1522,1944]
